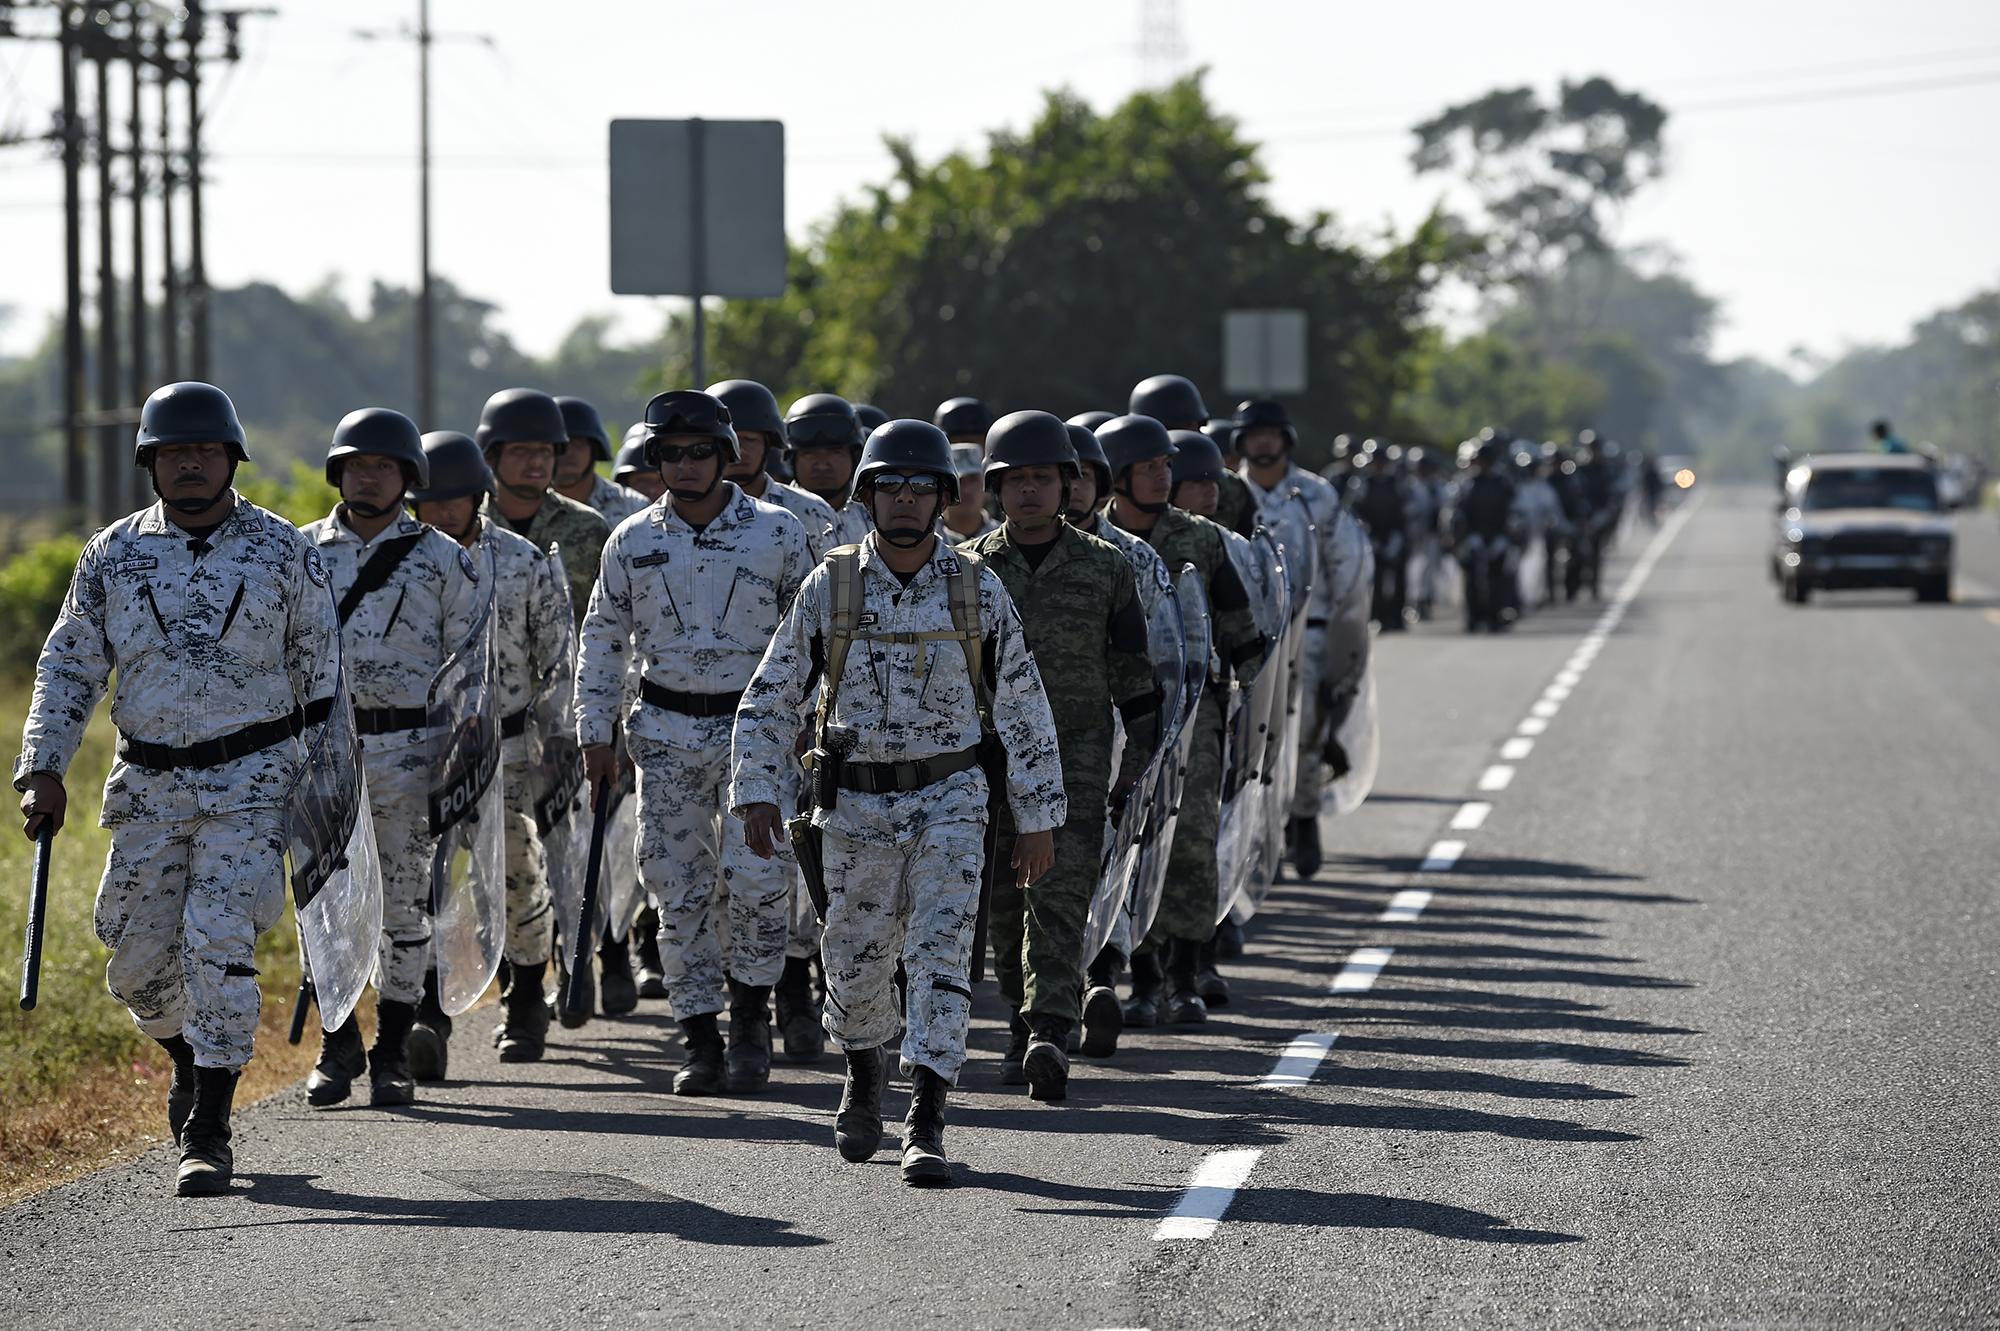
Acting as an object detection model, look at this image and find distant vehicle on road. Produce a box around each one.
[1774,453,1953,604]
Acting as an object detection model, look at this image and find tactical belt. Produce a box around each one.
[640,679,744,718]
[118,697,332,771]
[353,705,428,735]
[500,707,530,738]
[836,747,979,795]
[1307,617,1328,629]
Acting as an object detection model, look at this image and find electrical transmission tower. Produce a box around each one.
[1139,0,1187,88]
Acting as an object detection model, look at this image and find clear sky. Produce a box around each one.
[1,0,1996,368]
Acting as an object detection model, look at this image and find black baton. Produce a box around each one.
[19,826,51,1011]
[564,781,613,1015]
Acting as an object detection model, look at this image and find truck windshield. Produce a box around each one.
[1798,470,1938,512]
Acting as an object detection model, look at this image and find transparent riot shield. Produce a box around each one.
[284,671,385,1034]
[1214,531,1288,925]
[1320,510,1380,816]
[1126,565,1211,946]
[426,585,506,1016]
[1082,563,1185,968]
[1248,526,1315,908]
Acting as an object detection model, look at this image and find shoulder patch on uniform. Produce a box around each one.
[113,555,159,576]
[735,501,754,522]
[631,551,670,569]
[856,611,879,628]
[302,548,327,588]
[457,547,479,583]
[396,516,421,535]
[938,557,960,575]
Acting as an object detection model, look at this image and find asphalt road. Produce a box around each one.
[5,486,1996,1330]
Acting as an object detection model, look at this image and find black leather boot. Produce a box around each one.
[725,978,773,1094]
[1024,1015,1072,1103]
[495,960,550,1063]
[554,951,595,1030]
[156,1034,196,1145]
[305,1013,365,1108]
[1079,948,1124,1058]
[900,1067,952,1186]
[835,1044,885,1163]
[1122,949,1164,1028]
[369,1000,418,1106]
[998,1012,1031,1085]
[1195,934,1230,1006]
[1287,815,1324,879]
[1162,940,1208,1025]
[175,1065,239,1197]
[408,969,453,1083]
[633,908,667,1000]
[598,935,638,1017]
[673,1013,727,1096]
[774,955,826,1062]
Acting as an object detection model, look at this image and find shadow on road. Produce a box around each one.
[1226,1190,1585,1244]
[190,1171,828,1245]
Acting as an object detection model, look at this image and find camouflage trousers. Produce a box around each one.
[363,751,435,1005]
[991,780,1108,1024]
[1146,692,1224,948]
[1289,624,1329,818]
[94,808,288,1070]
[502,756,553,967]
[631,733,791,1019]
[819,817,985,1084]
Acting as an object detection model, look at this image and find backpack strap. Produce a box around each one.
[336,531,426,626]
[816,545,865,734]
[945,550,994,737]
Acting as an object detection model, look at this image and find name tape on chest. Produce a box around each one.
[631,551,671,569]
[113,556,159,577]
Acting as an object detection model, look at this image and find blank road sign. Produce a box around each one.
[1223,309,1308,395]
[609,119,787,299]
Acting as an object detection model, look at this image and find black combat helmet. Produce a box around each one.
[853,402,890,435]
[706,379,787,447]
[555,396,611,462]
[326,407,429,489]
[134,381,249,467]
[932,396,995,441]
[1067,423,1111,494]
[1095,413,1178,479]
[1169,429,1226,485]
[983,410,1079,478]
[476,388,569,454]
[410,430,492,503]
[1232,398,1297,453]
[855,419,959,502]
[1067,409,1116,433]
[785,393,865,454]
[1129,374,1208,429]
[613,435,651,483]
[640,389,741,465]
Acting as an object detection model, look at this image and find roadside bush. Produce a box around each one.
[0,535,83,681]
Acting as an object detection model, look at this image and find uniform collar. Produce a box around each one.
[315,505,424,548]
[857,530,962,590]
[134,492,250,539]
[1247,462,1301,497]
[994,520,1081,575]
[646,481,752,534]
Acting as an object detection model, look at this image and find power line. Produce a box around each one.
[1676,66,2000,114]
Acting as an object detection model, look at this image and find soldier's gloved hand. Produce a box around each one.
[1109,769,1142,816]
[18,773,66,840]
[583,743,617,798]
[1013,828,1055,888]
[740,803,783,860]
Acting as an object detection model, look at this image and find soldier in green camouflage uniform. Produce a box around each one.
[478,388,612,626]
[963,412,1155,1102]
[1129,375,1257,538]
[1099,414,1264,1029]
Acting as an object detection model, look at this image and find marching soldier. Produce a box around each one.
[553,395,648,530]
[407,431,574,1070]
[575,390,813,1097]
[708,379,841,560]
[1234,399,1357,878]
[732,420,1065,1185]
[1129,375,1257,538]
[300,408,483,1109]
[785,393,873,547]
[1100,414,1264,1029]
[944,444,1000,543]
[14,382,340,1196]
[708,378,842,1057]
[615,429,668,505]
[962,413,1155,1101]
[475,389,618,1017]
[933,397,995,446]
[1167,428,1229,520]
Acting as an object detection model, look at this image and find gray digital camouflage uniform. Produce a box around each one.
[576,484,812,1020]
[577,472,649,530]
[741,476,840,562]
[1113,504,1262,946]
[731,536,1067,1083]
[963,522,1153,1024]
[300,509,483,1004]
[479,516,574,965]
[1246,462,1348,817]
[14,496,340,1069]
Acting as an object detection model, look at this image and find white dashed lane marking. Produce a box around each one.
[1330,947,1395,993]
[1154,1149,1264,1240]
[1259,1032,1340,1088]
[1478,764,1516,792]
[1381,889,1433,923]
[1449,801,1491,831]
[1420,839,1465,872]
[1499,737,1535,760]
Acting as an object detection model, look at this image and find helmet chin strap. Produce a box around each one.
[669,471,724,505]
[877,493,942,547]
[151,458,236,514]
[1115,481,1169,516]
[343,498,400,519]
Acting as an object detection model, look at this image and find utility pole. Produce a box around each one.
[356,6,490,429]
[128,31,148,511]
[157,24,178,383]
[184,1,208,379]
[92,32,121,526]
[59,3,87,520]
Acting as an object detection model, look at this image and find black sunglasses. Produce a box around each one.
[869,472,942,496]
[653,441,722,465]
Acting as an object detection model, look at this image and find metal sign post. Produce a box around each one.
[1223,309,1309,396]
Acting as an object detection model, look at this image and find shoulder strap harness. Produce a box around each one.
[816,544,993,742]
